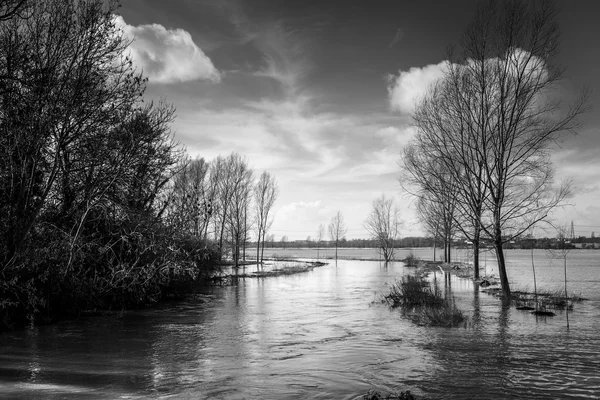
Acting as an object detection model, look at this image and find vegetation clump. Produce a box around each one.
[384,275,465,327]
[363,389,416,400]
[402,252,420,268]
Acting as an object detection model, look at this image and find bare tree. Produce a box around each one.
[166,157,209,235]
[456,0,587,298]
[401,144,457,263]
[211,153,250,258]
[254,171,278,265]
[403,0,587,298]
[364,194,401,263]
[409,76,488,275]
[226,155,253,268]
[0,0,27,21]
[328,211,347,260]
[316,223,325,261]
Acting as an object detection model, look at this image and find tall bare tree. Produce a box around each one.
[401,144,457,263]
[328,211,347,260]
[225,154,253,267]
[254,171,278,265]
[166,156,210,236]
[364,194,402,262]
[403,0,587,298]
[455,0,586,297]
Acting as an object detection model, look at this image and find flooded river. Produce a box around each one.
[1,249,600,399]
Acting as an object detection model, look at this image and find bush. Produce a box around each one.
[403,252,419,267]
[385,274,466,327]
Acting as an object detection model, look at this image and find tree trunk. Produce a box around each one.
[256,230,261,266]
[335,240,338,260]
[473,238,480,280]
[494,239,511,300]
[260,231,266,263]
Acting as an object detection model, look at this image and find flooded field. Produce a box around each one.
[1,250,599,399]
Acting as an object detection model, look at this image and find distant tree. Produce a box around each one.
[328,211,347,260]
[281,235,288,249]
[364,194,402,262]
[316,223,325,261]
[253,171,278,264]
[267,233,275,248]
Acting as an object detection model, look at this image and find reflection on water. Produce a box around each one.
[1,258,600,399]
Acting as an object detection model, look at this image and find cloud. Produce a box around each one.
[387,61,448,114]
[251,22,312,96]
[114,16,221,84]
[387,47,547,115]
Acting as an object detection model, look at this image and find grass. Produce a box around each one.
[384,275,466,327]
[211,261,327,284]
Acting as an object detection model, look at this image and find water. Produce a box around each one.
[1,250,600,399]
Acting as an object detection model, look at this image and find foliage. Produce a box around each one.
[0,0,222,330]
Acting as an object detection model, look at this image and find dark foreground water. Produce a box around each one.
[1,251,600,399]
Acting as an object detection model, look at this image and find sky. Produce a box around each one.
[118,0,600,241]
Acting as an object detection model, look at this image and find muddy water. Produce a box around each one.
[1,256,600,399]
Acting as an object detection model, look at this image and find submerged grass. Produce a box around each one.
[363,389,416,400]
[509,286,586,311]
[385,275,466,327]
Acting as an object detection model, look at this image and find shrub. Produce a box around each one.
[385,274,466,327]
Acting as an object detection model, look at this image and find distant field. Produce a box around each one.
[257,247,438,261]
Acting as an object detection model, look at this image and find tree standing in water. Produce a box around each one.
[328,211,347,261]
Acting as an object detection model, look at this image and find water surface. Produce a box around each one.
[1,252,599,399]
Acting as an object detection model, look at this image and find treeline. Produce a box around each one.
[0,0,277,330]
[267,237,436,249]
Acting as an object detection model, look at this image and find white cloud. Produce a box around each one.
[114,16,221,84]
[387,61,448,114]
[387,48,547,115]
